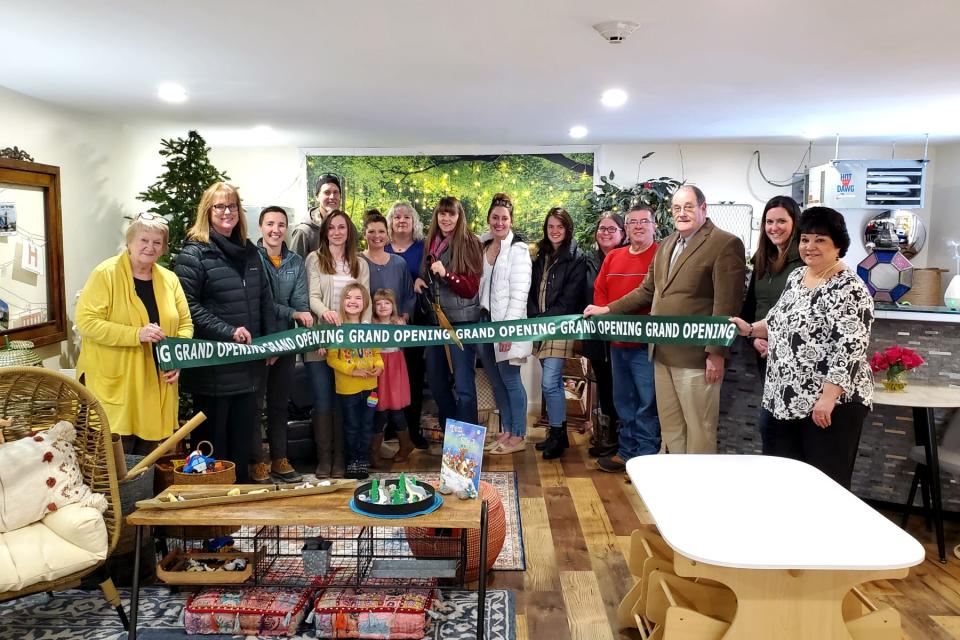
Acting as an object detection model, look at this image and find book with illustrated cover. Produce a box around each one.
[440,419,486,496]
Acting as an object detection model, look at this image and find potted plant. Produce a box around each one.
[585,158,683,243]
[869,345,925,392]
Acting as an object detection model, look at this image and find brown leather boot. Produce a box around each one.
[311,412,333,478]
[394,430,414,464]
[370,433,394,469]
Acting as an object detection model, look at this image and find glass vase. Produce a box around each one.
[881,369,908,392]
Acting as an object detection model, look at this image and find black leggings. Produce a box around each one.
[191,392,258,483]
[768,402,869,489]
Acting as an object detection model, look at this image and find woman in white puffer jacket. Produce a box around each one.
[478,193,533,455]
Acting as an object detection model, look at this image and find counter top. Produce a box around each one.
[875,302,960,323]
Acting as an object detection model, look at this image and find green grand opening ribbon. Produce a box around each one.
[155,314,737,370]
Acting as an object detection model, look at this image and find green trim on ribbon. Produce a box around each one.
[155,314,737,370]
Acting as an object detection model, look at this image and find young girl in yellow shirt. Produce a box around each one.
[326,282,383,479]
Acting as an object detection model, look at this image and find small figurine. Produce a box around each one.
[390,482,405,505]
[183,447,215,474]
[404,475,428,502]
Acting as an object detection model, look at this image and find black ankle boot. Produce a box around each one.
[535,428,557,452]
[542,425,569,460]
[589,418,620,458]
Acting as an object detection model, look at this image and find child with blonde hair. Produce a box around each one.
[326,282,382,479]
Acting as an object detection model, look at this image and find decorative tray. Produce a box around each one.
[135,479,357,510]
[353,479,437,516]
[156,549,258,585]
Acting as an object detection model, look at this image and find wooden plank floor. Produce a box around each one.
[393,426,960,639]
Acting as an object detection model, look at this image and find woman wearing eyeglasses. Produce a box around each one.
[76,212,193,455]
[580,212,626,458]
[173,182,277,483]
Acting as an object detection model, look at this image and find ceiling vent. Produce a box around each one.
[806,159,928,210]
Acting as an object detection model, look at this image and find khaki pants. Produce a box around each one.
[653,361,721,454]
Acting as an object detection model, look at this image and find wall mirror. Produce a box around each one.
[0,158,67,347]
[863,209,927,259]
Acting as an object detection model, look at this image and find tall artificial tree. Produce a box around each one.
[137,130,230,267]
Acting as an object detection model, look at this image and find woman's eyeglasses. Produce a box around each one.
[212,203,240,214]
[136,212,169,225]
[597,225,621,233]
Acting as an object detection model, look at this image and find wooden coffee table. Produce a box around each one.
[126,484,489,639]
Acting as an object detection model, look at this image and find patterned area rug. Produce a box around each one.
[0,587,515,640]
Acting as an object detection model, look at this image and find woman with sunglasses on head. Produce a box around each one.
[385,201,430,450]
[305,210,370,478]
[528,207,587,460]
[414,196,484,436]
[580,211,626,458]
[77,212,194,455]
[173,182,277,483]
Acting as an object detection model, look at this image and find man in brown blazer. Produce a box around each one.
[584,185,745,453]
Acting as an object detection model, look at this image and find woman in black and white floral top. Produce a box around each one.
[731,207,874,488]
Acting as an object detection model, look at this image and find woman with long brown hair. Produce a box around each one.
[305,210,370,477]
[415,196,483,434]
[528,207,587,460]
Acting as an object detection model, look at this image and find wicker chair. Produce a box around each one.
[0,367,125,622]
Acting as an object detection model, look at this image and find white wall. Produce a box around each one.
[930,142,960,293]
[599,142,935,269]
[0,86,135,368]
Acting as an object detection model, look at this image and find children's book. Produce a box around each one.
[440,419,486,496]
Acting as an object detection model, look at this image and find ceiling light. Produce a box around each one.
[803,128,823,140]
[157,83,187,103]
[569,126,588,139]
[601,88,628,108]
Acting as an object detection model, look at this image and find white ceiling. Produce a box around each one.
[3,0,960,147]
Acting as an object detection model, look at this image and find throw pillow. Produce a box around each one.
[0,421,108,532]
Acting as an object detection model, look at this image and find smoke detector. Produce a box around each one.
[593,21,640,44]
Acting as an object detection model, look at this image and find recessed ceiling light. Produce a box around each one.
[803,128,823,140]
[157,83,187,103]
[251,124,273,135]
[569,125,588,139]
[601,88,628,108]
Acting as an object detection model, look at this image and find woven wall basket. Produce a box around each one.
[0,340,42,368]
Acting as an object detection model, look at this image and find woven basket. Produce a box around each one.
[117,454,156,554]
[901,268,947,306]
[0,340,42,368]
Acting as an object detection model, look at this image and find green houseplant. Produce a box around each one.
[585,168,683,243]
[137,130,230,267]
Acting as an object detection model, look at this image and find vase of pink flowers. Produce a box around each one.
[869,346,925,392]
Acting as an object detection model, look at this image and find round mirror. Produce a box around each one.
[863,210,926,259]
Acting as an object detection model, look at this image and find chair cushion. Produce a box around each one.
[0,503,107,593]
[0,421,108,532]
[907,445,960,476]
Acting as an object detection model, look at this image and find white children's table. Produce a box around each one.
[626,454,925,639]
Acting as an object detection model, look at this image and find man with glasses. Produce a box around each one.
[585,186,745,454]
[290,173,342,257]
[588,205,661,472]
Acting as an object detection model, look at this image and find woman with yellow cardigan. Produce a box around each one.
[76,213,193,454]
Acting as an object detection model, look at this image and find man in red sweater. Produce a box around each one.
[588,205,660,472]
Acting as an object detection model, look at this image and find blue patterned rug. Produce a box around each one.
[0,587,514,640]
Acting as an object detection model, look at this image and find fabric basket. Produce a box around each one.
[307,586,435,639]
[117,454,155,553]
[184,587,311,636]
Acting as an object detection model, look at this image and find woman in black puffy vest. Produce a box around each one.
[173,182,276,482]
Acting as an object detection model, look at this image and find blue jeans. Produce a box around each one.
[611,346,660,458]
[479,343,527,437]
[338,390,375,467]
[305,360,335,413]
[540,357,566,428]
[425,342,479,430]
